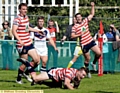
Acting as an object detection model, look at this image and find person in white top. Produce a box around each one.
[30,16,58,72]
[93,30,108,45]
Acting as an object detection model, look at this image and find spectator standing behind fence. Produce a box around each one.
[0,21,14,70]
[47,20,59,69]
[112,24,120,63]
[61,17,77,43]
[105,24,116,41]
[93,29,109,74]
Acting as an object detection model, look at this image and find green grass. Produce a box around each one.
[0,70,120,93]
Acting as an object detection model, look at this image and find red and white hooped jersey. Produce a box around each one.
[13,14,32,48]
[72,18,93,46]
[48,68,77,82]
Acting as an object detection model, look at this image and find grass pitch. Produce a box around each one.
[0,70,120,93]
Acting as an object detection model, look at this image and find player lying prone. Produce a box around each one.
[17,58,87,90]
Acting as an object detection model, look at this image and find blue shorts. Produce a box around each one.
[16,44,34,55]
[82,40,96,53]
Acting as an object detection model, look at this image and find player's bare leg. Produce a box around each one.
[91,45,101,71]
[40,56,48,73]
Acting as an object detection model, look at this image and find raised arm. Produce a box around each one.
[88,2,95,21]
[55,21,59,33]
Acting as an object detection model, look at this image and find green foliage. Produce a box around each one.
[27,0,120,40]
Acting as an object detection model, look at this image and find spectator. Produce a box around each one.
[112,24,120,64]
[105,24,116,41]
[47,20,59,69]
[0,20,14,70]
[93,29,108,45]
[61,17,77,42]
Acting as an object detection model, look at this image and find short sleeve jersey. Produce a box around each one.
[48,68,77,82]
[13,14,32,47]
[72,18,93,46]
[47,27,57,42]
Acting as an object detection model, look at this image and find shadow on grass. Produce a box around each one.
[31,80,63,89]
[0,79,28,84]
[95,91,116,93]
[0,80,16,83]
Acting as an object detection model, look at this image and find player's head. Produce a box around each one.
[37,16,44,28]
[109,24,114,31]
[48,19,54,27]
[75,13,82,23]
[76,67,87,80]
[72,67,87,89]
[18,3,28,16]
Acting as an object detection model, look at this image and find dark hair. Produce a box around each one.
[2,20,9,27]
[78,67,88,73]
[37,16,44,21]
[75,13,81,18]
[48,19,54,23]
[18,3,27,9]
[110,26,113,30]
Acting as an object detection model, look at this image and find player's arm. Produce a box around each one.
[12,25,24,45]
[29,27,44,36]
[71,32,83,38]
[64,77,74,90]
[55,21,59,33]
[88,2,95,21]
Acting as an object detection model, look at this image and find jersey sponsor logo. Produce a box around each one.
[34,30,48,39]
[25,24,29,32]
[81,26,86,32]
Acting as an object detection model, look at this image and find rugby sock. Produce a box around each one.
[22,61,35,73]
[24,69,29,75]
[93,54,101,64]
[84,62,90,73]
[33,63,38,69]
[84,62,89,68]
[67,61,74,68]
[24,62,37,75]
[40,66,46,73]
[17,68,24,81]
